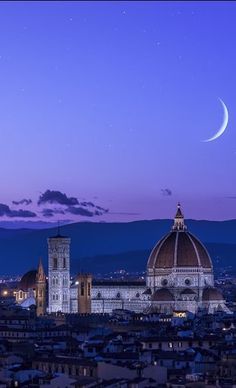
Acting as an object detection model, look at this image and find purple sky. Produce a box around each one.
[0,1,235,224]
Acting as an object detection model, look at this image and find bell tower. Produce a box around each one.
[36,258,47,316]
[48,231,71,313]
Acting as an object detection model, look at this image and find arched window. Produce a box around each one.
[97,292,101,299]
[81,282,85,296]
[63,293,67,301]
[88,282,91,297]
[53,257,57,269]
[117,292,121,299]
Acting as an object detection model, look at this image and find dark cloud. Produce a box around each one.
[42,208,65,218]
[96,205,109,212]
[80,201,95,208]
[161,188,172,196]
[0,203,36,218]
[227,196,236,199]
[38,189,108,218]
[109,212,141,215]
[38,190,79,206]
[66,205,108,217]
[12,198,32,206]
[66,206,94,217]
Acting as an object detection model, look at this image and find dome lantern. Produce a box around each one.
[172,203,186,231]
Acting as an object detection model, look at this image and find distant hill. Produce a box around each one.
[73,242,236,275]
[0,219,236,275]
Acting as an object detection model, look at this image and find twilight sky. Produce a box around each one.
[0,1,235,224]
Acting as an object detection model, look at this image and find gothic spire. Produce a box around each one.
[36,258,46,282]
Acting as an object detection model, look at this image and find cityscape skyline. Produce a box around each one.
[0,1,235,223]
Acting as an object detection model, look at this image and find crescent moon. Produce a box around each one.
[202,98,229,142]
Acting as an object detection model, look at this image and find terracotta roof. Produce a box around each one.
[19,270,37,291]
[147,231,212,269]
[147,204,212,270]
[151,288,174,301]
[202,287,223,301]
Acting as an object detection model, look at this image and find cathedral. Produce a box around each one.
[15,204,230,315]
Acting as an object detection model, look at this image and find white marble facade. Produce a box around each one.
[46,205,230,315]
[48,235,71,313]
[91,281,149,313]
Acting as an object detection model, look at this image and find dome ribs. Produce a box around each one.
[177,232,198,267]
[153,232,176,268]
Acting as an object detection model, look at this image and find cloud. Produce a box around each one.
[80,201,95,208]
[66,205,108,217]
[161,188,172,196]
[12,198,32,206]
[38,189,109,218]
[38,190,79,206]
[66,206,94,217]
[109,212,141,215]
[0,203,37,218]
[42,208,65,218]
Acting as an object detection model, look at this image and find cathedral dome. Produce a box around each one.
[147,204,212,270]
[152,288,174,301]
[19,270,37,291]
[202,287,223,301]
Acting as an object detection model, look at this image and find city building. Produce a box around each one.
[15,204,230,315]
[91,204,230,314]
[15,260,47,314]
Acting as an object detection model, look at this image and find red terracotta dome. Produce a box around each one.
[202,287,223,301]
[19,270,37,291]
[151,288,174,301]
[147,204,212,270]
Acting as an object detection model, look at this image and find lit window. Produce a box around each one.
[168,342,173,348]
